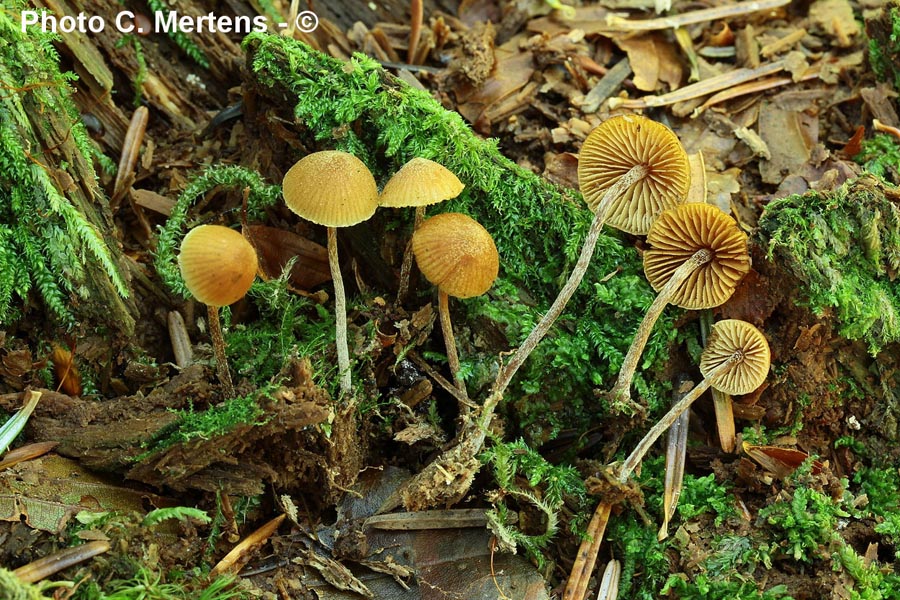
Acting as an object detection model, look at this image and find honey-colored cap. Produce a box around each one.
[578,114,691,235]
[282,150,379,227]
[643,203,750,310]
[178,225,258,307]
[380,157,465,208]
[411,212,499,298]
[700,319,770,395]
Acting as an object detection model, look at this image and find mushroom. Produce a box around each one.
[616,319,770,483]
[578,114,691,235]
[178,224,258,398]
[411,212,498,398]
[282,150,379,399]
[608,202,751,408]
[379,157,465,301]
[490,114,691,399]
[566,319,769,600]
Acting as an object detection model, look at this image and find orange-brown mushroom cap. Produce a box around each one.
[178,225,258,307]
[411,213,499,299]
[380,157,465,208]
[283,150,379,227]
[578,114,691,235]
[643,202,750,310]
[700,319,770,395]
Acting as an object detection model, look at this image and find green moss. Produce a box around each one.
[757,461,850,563]
[757,176,900,354]
[73,566,240,600]
[141,385,274,457]
[609,514,671,599]
[480,438,587,566]
[0,568,52,600]
[242,33,674,440]
[856,134,900,183]
[866,3,900,91]
[153,165,282,299]
[660,575,794,600]
[144,0,210,68]
[677,473,738,527]
[228,274,338,395]
[115,35,148,107]
[0,3,130,329]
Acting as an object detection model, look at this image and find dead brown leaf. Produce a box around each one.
[613,33,682,92]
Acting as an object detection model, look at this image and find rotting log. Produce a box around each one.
[0,360,349,499]
[0,8,137,335]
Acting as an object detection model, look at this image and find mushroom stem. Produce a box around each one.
[328,227,353,399]
[608,247,712,411]
[491,164,649,400]
[438,289,468,400]
[617,352,739,484]
[207,304,235,398]
[397,206,426,303]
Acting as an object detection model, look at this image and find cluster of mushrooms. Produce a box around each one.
[176,115,773,591]
[177,151,498,404]
[280,151,498,402]
[559,114,772,600]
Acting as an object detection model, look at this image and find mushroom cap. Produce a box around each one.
[643,202,750,310]
[700,319,770,395]
[411,212,499,299]
[178,225,258,307]
[578,114,691,235]
[282,150,379,227]
[379,157,465,208]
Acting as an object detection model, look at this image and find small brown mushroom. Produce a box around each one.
[617,319,770,482]
[491,115,690,400]
[282,150,379,399]
[578,114,691,235]
[178,224,258,397]
[411,212,498,398]
[608,202,750,408]
[380,157,465,301]
[565,319,768,599]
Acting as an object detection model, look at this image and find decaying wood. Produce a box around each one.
[12,67,139,336]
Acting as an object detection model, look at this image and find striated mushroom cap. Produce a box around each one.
[283,150,379,227]
[700,319,770,395]
[179,225,258,307]
[380,157,465,208]
[643,202,750,310]
[578,114,691,235]
[411,212,499,299]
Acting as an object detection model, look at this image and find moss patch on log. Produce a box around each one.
[0,4,134,334]
[758,175,900,354]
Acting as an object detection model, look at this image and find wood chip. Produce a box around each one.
[131,189,175,216]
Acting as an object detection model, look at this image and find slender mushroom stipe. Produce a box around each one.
[617,319,770,483]
[412,212,498,400]
[380,157,464,302]
[178,224,258,398]
[608,202,750,409]
[282,150,379,399]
